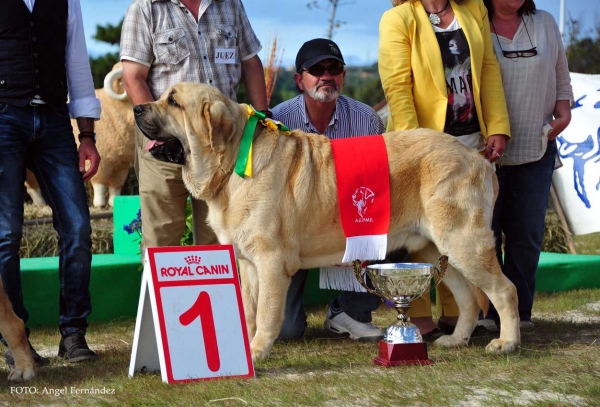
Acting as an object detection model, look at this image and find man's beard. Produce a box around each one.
[304,81,341,102]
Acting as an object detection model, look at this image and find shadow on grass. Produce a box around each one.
[467,318,599,363]
[0,347,133,389]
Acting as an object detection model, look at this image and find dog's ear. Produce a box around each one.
[203,100,234,153]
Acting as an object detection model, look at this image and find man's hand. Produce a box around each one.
[78,138,101,182]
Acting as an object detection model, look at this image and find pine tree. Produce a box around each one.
[565,18,600,74]
[89,19,123,88]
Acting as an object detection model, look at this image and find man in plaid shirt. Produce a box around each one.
[120,0,268,254]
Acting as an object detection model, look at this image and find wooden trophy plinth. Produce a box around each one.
[374,341,434,367]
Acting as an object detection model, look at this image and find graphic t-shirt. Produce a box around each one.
[434,19,481,138]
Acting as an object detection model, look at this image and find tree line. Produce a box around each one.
[90,18,599,110]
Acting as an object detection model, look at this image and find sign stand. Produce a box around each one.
[129,245,254,383]
[128,272,162,374]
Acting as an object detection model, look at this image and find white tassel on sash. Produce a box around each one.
[341,234,387,263]
[319,266,367,292]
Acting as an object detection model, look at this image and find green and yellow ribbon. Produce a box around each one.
[234,105,291,178]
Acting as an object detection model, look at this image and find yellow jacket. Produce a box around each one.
[379,0,510,139]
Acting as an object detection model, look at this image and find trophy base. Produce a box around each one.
[374,341,433,367]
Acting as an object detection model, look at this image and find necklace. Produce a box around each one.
[423,0,450,25]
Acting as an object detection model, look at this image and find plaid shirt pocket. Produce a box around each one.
[212,24,238,49]
[153,28,190,65]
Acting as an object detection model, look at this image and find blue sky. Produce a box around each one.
[81,0,599,67]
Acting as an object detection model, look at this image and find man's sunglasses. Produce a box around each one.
[301,63,344,76]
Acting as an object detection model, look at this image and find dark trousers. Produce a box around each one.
[279,269,380,340]
[0,102,92,336]
[488,141,557,322]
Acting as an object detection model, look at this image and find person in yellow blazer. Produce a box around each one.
[379,0,511,339]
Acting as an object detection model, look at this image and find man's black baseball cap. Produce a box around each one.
[295,38,345,72]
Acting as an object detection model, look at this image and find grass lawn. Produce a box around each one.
[12,205,599,406]
[574,232,600,255]
[1,289,599,407]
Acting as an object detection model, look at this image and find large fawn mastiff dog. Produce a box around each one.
[133,82,520,361]
[0,280,35,381]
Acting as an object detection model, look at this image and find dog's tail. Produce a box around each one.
[474,285,489,316]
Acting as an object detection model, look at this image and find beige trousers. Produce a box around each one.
[407,253,459,318]
[134,127,218,257]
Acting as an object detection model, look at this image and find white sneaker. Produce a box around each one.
[324,309,384,341]
[477,319,499,333]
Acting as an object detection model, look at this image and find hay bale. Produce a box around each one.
[20,203,567,258]
[542,208,568,254]
[21,204,113,258]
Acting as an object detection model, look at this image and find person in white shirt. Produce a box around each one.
[0,0,101,367]
[480,0,573,330]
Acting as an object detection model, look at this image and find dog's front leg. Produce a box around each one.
[0,287,35,382]
[239,259,259,340]
[250,257,291,361]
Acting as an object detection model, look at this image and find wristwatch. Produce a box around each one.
[78,132,97,144]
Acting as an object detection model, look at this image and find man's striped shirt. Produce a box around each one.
[271,94,385,140]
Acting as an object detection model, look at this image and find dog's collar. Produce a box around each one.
[234,105,291,178]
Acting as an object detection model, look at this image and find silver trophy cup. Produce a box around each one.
[353,257,447,366]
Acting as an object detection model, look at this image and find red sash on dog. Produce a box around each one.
[331,135,390,262]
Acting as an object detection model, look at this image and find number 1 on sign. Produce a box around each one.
[179,291,221,372]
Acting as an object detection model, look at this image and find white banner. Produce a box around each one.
[552,73,600,236]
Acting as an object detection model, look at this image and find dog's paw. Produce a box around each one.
[250,335,274,362]
[251,346,271,362]
[485,338,519,353]
[251,350,266,362]
[7,366,35,382]
[433,334,468,348]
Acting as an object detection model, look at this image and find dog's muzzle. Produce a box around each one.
[148,139,185,165]
[133,107,186,165]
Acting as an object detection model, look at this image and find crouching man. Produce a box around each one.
[272,38,386,341]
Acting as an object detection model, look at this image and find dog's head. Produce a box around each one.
[133,82,246,167]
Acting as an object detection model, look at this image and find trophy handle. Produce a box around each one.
[352,260,384,298]
[432,255,448,289]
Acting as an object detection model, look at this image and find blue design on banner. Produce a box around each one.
[556,88,600,209]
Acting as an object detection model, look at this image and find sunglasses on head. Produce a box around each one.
[491,17,538,59]
[301,63,344,76]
